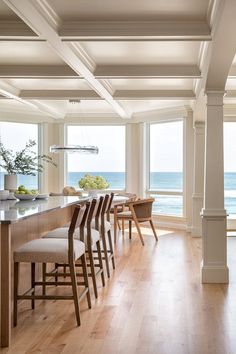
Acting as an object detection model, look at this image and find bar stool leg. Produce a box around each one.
[81,253,91,309]
[96,240,105,287]
[101,228,110,278]
[107,229,115,270]
[69,258,81,326]
[31,263,35,309]
[87,247,98,298]
[42,263,46,295]
[13,262,19,327]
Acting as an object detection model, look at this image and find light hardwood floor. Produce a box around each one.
[1,227,236,354]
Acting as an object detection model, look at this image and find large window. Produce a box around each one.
[0,122,39,189]
[67,125,126,190]
[224,122,236,215]
[148,120,183,216]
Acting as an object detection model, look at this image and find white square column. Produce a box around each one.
[191,121,205,237]
[201,91,228,283]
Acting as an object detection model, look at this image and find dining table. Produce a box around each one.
[0,195,89,347]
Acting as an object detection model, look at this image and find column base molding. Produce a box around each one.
[191,226,202,237]
[201,262,229,283]
[201,208,227,217]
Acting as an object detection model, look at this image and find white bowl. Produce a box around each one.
[36,194,49,199]
[0,190,9,200]
[14,193,38,200]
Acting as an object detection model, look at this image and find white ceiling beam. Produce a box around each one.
[114,90,195,100]
[59,20,211,41]
[0,65,79,78]
[20,90,101,100]
[17,89,196,100]
[0,64,202,79]
[94,65,201,79]
[0,20,42,40]
[0,80,64,118]
[4,0,130,119]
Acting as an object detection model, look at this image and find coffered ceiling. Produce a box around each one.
[0,0,235,121]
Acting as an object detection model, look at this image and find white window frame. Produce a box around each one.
[65,123,127,192]
[146,118,185,218]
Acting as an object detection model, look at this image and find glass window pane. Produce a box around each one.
[150,121,183,191]
[150,194,183,216]
[0,122,38,189]
[149,120,183,217]
[224,122,236,215]
[67,125,125,189]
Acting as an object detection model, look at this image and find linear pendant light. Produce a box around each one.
[50,145,99,154]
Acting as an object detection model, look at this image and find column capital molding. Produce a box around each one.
[194,121,205,133]
[205,90,226,106]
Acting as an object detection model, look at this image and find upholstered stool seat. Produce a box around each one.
[13,205,91,328]
[91,219,111,232]
[14,238,85,264]
[43,227,100,246]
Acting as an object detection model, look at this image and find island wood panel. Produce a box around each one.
[1,204,74,347]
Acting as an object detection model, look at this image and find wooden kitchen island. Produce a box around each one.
[0,196,88,347]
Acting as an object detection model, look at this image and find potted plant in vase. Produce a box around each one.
[0,139,57,191]
[78,174,109,197]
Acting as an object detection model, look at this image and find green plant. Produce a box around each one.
[78,174,109,190]
[0,139,57,176]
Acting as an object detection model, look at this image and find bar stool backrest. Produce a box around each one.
[68,205,86,259]
[94,196,104,230]
[106,192,114,221]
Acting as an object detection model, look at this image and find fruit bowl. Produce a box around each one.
[14,193,38,201]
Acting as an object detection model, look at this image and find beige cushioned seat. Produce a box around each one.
[91,219,111,232]
[43,227,100,246]
[14,238,85,263]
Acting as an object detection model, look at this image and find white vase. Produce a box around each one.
[87,189,100,198]
[4,174,17,191]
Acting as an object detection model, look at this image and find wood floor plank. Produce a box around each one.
[2,228,236,354]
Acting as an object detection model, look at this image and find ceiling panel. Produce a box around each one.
[81,41,200,65]
[48,0,209,20]
[119,99,192,113]
[0,1,19,19]
[38,99,115,114]
[109,78,194,90]
[226,79,236,90]
[0,42,65,65]
[3,78,91,90]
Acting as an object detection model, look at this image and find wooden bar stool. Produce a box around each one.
[43,199,105,298]
[13,205,91,327]
[92,193,115,278]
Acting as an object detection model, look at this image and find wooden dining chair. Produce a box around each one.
[114,198,158,245]
[13,204,91,327]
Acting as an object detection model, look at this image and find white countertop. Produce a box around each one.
[0,196,89,224]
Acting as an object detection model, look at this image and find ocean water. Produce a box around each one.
[1,171,236,216]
